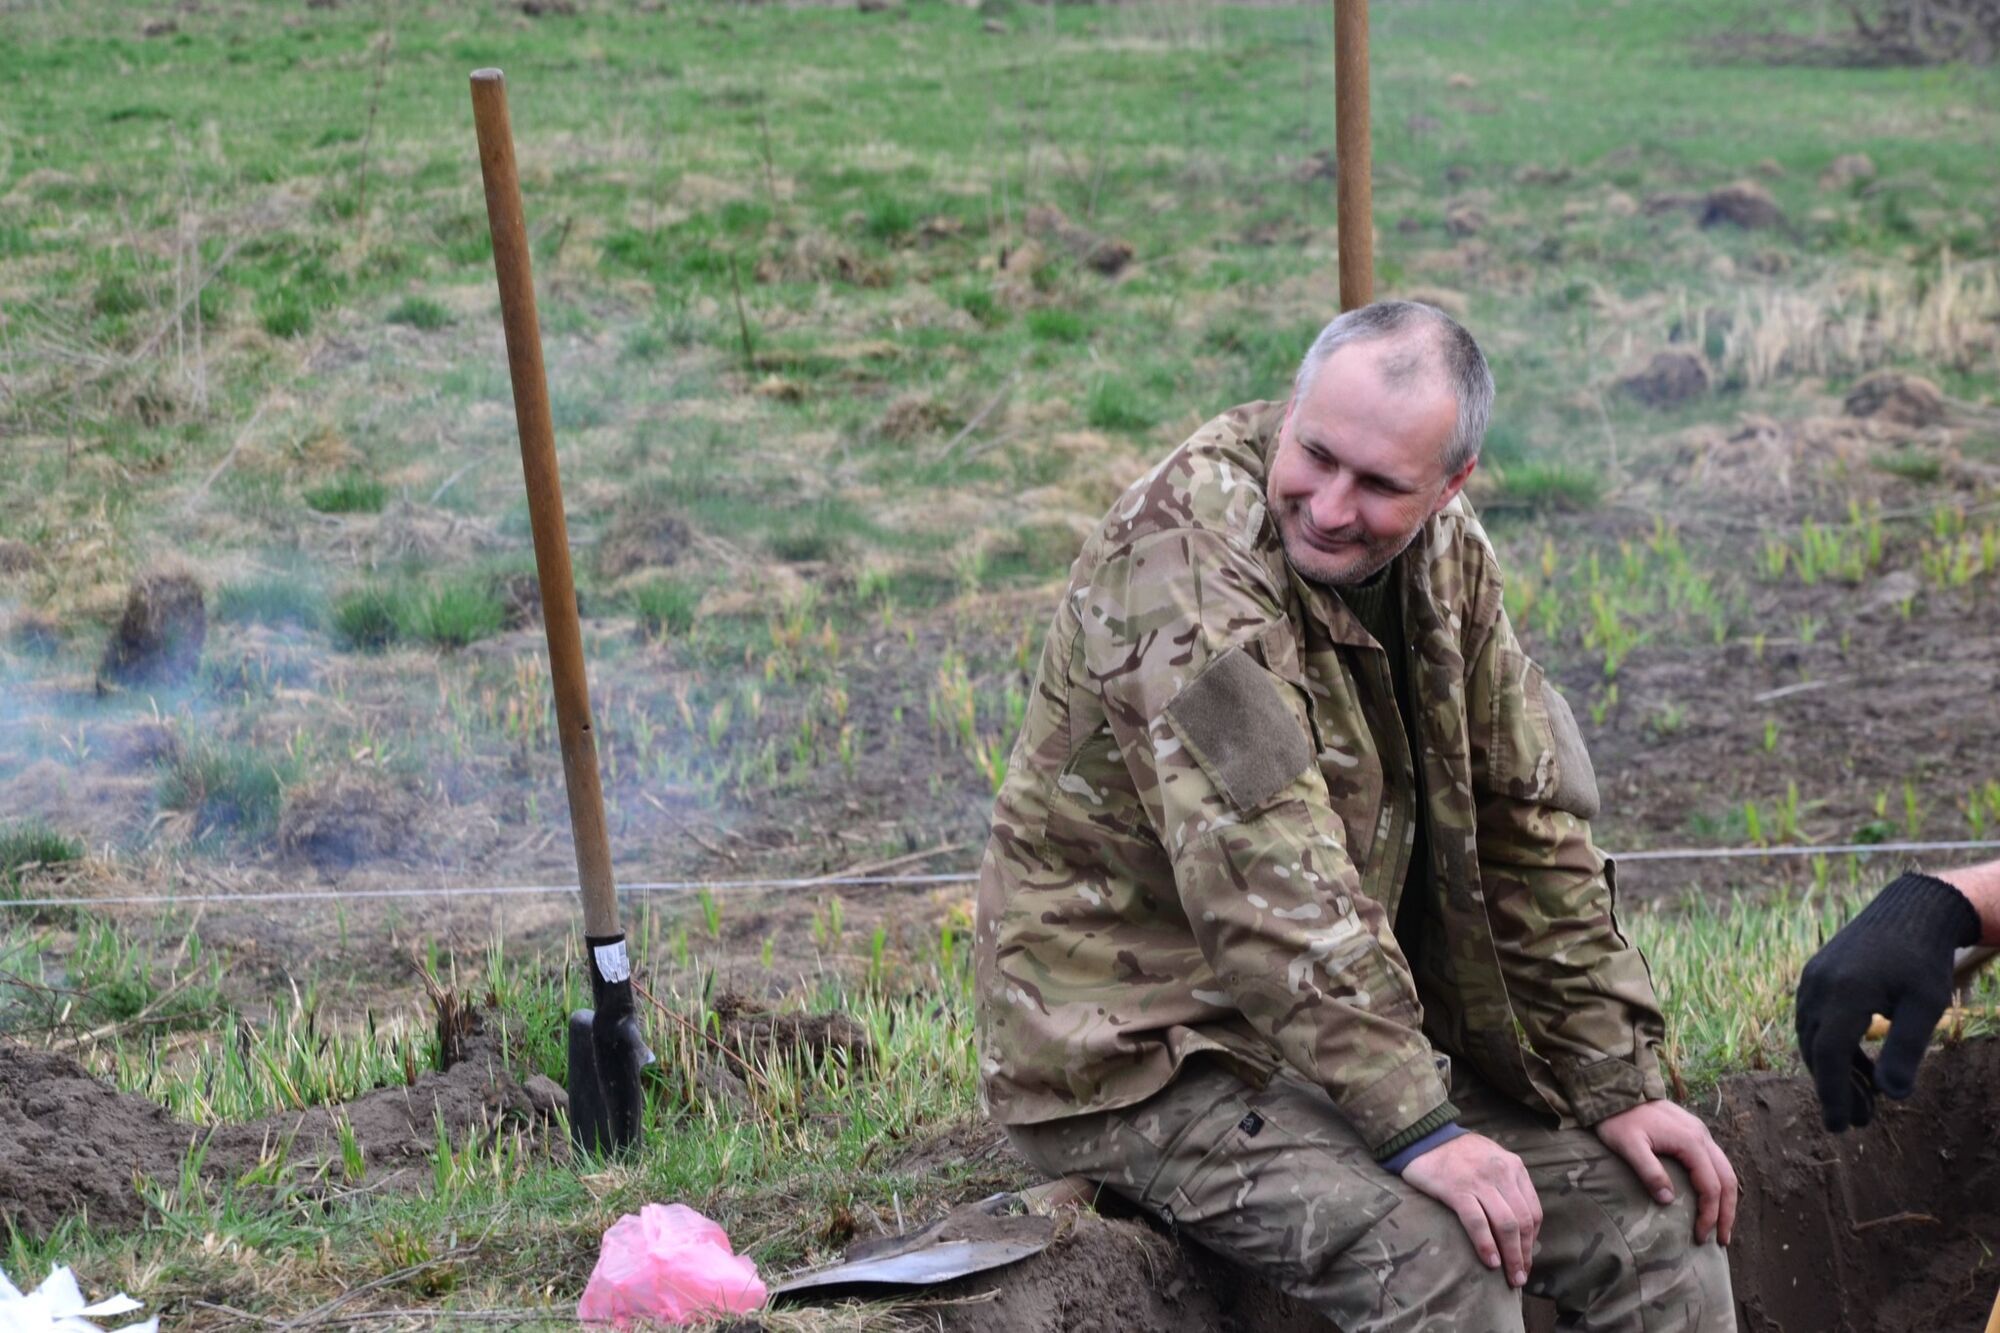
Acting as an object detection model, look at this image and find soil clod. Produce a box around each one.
[710,991,873,1065]
[0,539,37,576]
[1025,205,1135,278]
[97,571,206,688]
[1843,369,1950,429]
[1700,180,1785,229]
[596,506,692,580]
[1819,152,1877,190]
[1619,349,1712,409]
[277,768,422,870]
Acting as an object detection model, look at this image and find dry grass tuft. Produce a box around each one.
[1713,253,2000,389]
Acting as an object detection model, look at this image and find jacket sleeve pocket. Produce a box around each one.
[1164,645,1315,813]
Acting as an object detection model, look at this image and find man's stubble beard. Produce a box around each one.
[1274,503,1422,589]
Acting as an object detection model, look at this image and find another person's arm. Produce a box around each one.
[1796,858,2000,1131]
[1940,859,2000,941]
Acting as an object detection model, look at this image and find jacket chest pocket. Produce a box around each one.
[1296,650,1386,865]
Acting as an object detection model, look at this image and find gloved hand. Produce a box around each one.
[1796,872,1981,1131]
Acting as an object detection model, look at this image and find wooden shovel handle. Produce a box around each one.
[470,69,619,939]
[1333,0,1372,310]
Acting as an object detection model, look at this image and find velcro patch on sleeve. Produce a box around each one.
[1165,645,1314,812]
[1540,676,1601,821]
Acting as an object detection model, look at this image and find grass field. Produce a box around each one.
[3,0,2000,1325]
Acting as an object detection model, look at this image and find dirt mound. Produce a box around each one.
[97,720,182,771]
[877,392,958,444]
[1700,180,1785,229]
[1661,412,1877,499]
[596,505,691,580]
[1820,152,1878,190]
[97,571,206,687]
[0,1028,565,1241]
[1024,205,1135,278]
[277,767,424,870]
[0,538,37,576]
[1711,1037,2000,1333]
[933,1210,1334,1333]
[1619,349,1712,409]
[711,992,872,1064]
[1843,369,1950,428]
[497,570,542,628]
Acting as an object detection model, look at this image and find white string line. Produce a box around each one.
[5,839,2000,911]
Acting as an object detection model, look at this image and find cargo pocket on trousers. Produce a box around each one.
[1119,1081,1403,1284]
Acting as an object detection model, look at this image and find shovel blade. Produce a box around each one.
[568,1008,649,1155]
[567,936,653,1156]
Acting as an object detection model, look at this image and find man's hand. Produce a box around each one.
[1593,1100,1738,1246]
[1795,872,1982,1131]
[1400,1132,1542,1287]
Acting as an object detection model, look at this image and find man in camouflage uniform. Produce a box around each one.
[975,301,1738,1331]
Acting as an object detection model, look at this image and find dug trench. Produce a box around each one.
[914,1038,2000,1333]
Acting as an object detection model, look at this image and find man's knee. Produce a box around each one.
[1562,1157,1736,1332]
[1316,1197,1526,1333]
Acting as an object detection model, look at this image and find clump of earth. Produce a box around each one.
[97,570,206,688]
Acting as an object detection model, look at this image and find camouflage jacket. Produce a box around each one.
[974,400,1668,1152]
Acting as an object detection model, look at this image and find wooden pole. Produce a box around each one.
[470,69,620,941]
[1333,0,1372,311]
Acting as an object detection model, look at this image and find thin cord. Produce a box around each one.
[5,840,2000,911]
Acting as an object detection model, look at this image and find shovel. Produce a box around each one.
[471,69,651,1156]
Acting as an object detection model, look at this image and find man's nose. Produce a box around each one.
[1309,474,1357,532]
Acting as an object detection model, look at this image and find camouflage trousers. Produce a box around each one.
[1006,1057,1735,1333]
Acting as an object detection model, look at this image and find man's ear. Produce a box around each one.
[1430,456,1478,517]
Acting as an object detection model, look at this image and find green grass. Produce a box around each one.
[303,473,388,515]
[0,916,986,1322]
[213,575,327,630]
[1872,450,1944,484]
[629,575,703,638]
[1490,459,1606,513]
[156,739,296,843]
[0,819,82,880]
[331,584,404,651]
[405,580,507,649]
[386,295,454,330]
[1025,307,1089,344]
[1085,376,1156,434]
[331,578,508,651]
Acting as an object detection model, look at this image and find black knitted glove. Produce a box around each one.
[1796,873,1981,1131]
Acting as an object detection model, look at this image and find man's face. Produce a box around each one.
[1267,338,1476,586]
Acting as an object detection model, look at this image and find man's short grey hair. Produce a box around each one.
[1291,300,1495,475]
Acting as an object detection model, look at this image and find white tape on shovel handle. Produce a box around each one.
[594,939,631,983]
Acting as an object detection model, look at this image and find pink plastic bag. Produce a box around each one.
[577,1203,767,1327]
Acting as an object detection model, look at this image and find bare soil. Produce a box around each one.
[929,1209,1333,1333]
[0,1026,566,1241]
[1711,1036,2000,1333]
